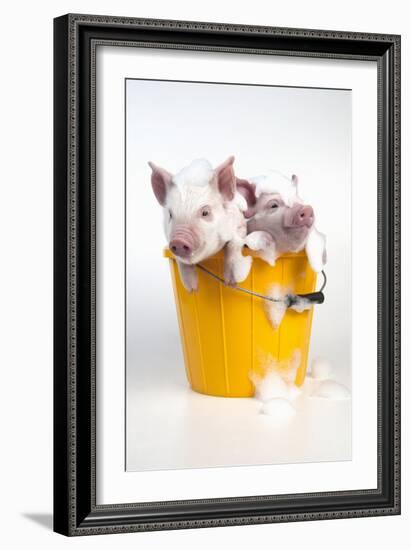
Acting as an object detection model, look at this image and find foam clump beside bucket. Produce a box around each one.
[260,399,296,422]
[250,351,302,422]
[165,248,317,398]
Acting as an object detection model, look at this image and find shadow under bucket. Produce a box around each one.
[165,249,318,397]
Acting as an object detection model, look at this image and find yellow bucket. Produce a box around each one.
[165,249,317,397]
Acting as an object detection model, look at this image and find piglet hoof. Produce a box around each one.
[177,262,198,293]
[223,265,236,287]
[183,274,198,293]
[183,280,198,293]
[259,249,277,267]
[231,255,252,284]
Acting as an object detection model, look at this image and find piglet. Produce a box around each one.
[149,156,252,291]
[237,171,326,273]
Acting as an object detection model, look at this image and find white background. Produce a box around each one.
[125,80,352,471]
[0,1,408,549]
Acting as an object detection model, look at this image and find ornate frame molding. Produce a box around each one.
[54,14,400,536]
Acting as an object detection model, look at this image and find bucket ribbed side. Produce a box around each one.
[192,258,227,396]
[167,251,317,397]
[169,260,207,394]
[215,257,254,397]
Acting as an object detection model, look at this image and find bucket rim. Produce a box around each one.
[163,247,308,260]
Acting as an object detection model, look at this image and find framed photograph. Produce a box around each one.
[53,14,401,536]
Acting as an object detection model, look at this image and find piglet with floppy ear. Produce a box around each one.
[236,173,327,273]
[235,178,276,265]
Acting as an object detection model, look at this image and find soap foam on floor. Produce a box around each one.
[307,358,350,400]
[250,350,302,423]
[251,369,290,402]
[311,379,350,400]
[310,357,332,380]
[260,398,296,422]
[250,350,302,402]
[252,355,351,424]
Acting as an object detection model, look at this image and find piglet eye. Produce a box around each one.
[169,210,173,220]
[201,206,211,218]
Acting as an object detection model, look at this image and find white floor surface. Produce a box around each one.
[126,355,351,471]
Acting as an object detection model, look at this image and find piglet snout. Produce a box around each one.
[295,205,314,227]
[169,226,198,259]
[170,239,192,258]
[285,204,314,228]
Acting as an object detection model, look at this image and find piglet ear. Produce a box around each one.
[236,178,257,207]
[214,156,236,201]
[148,161,173,206]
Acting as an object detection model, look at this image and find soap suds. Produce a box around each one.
[252,355,351,424]
[251,369,290,402]
[310,357,332,380]
[260,398,296,422]
[250,170,302,207]
[290,297,313,313]
[311,379,350,400]
[173,158,214,188]
[307,359,350,399]
[250,350,302,423]
[265,285,313,329]
[265,285,288,329]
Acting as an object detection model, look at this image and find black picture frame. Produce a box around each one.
[53,13,401,536]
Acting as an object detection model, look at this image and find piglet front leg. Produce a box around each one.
[305,227,327,273]
[177,261,198,292]
[245,231,278,266]
[224,239,252,286]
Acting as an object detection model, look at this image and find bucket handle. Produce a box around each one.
[195,263,327,308]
